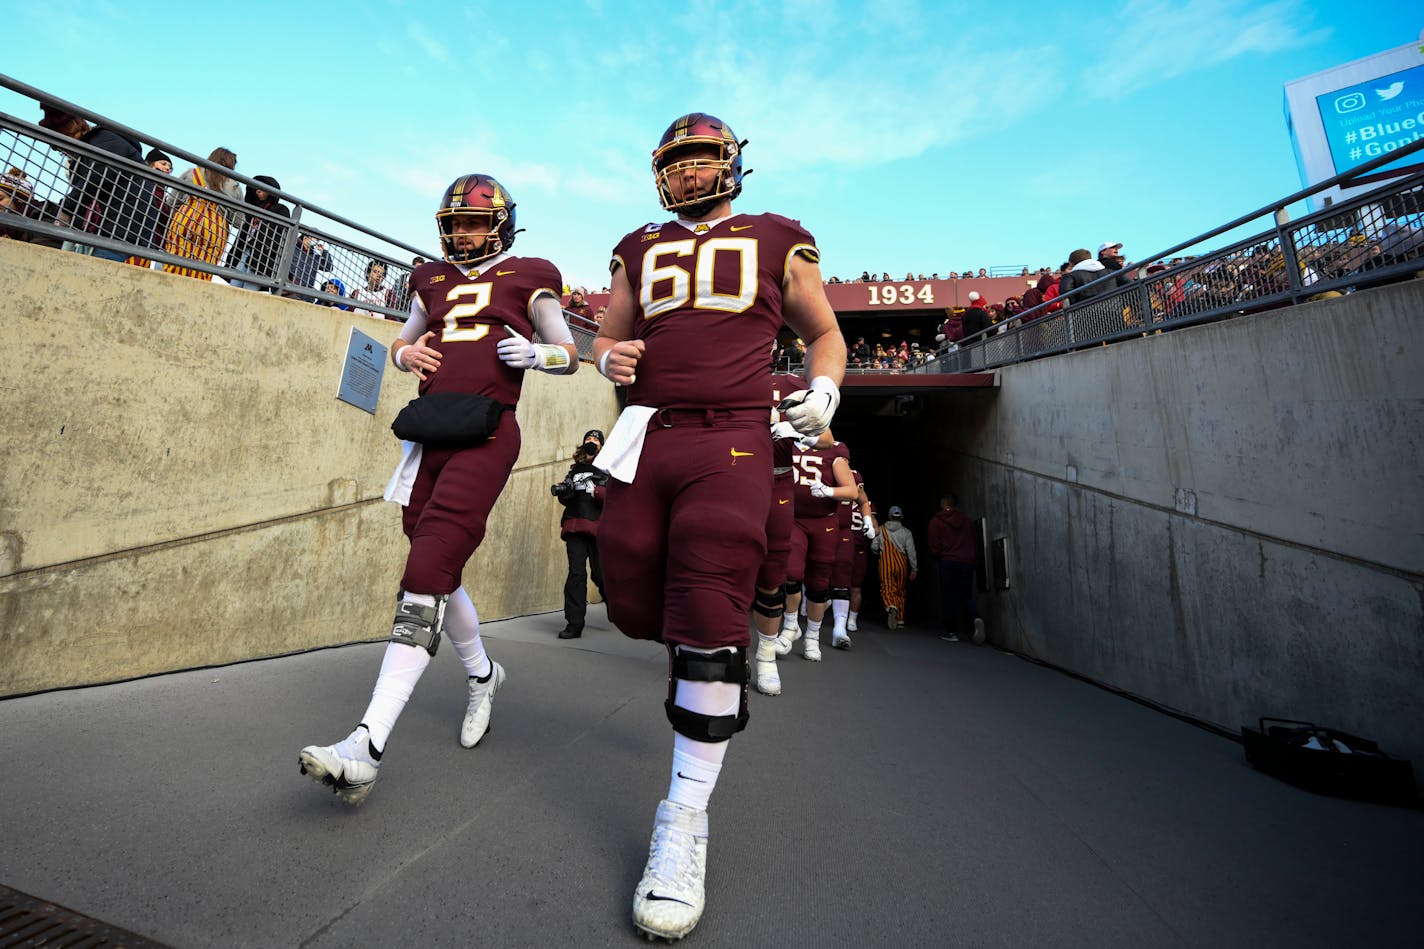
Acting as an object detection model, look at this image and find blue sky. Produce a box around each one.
[3,1,1418,289]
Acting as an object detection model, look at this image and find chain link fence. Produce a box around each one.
[0,74,597,358]
[924,138,1424,375]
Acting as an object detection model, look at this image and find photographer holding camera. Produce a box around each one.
[553,429,608,638]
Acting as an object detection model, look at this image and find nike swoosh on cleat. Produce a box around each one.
[645,891,693,904]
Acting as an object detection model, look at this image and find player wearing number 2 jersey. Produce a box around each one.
[299,173,576,806]
[592,113,846,941]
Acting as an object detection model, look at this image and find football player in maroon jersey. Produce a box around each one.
[846,474,878,633]
[749,371,808,696]
[782,428,860,656]
[299,174,577,805]
[829,467,876,647]
[592,113,846,940]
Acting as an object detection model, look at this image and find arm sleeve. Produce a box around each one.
[530,293,574,345]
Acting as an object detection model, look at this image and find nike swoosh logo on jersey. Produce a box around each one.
[778,499,790,504]
[730,225,753,232]
[730,448,754,458]
[825,527,835,532]
[496,270,516,276]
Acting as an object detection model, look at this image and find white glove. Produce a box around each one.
[778,375,840,436]
[497,329,570,371]
[862,520,877,541]
[809,481,833,499]
[769,420,799,441]
[935,333,946,343]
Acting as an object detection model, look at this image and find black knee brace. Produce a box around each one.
[664,645,750,742]
[781,580,801,598]
[831,586,851,602]
[805,586,831,604]
[753,587,786,619]
[389,594,448,657]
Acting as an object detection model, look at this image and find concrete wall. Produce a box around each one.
[920,280,1424,768]
[0,240,619,695]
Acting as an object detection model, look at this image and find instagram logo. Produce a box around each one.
[1334,92,1367,113]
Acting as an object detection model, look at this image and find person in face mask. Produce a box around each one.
[552,429,609,638]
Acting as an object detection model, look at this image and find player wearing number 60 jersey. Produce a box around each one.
[593,112,845,941]
[299,173,576,807]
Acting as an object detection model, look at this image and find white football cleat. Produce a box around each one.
[847,614,859,633]
[299,725,381,806]
[460,660,506,748]
[754,638,781,696]
[832,634,852,651]
[632,799,708,941]
[802,634,822,662]
[773,623,800,657]
[886,606,900,630]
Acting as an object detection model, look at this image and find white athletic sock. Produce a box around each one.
[780,610,799,633]
[665,648,738,812]
[756,631,779,660]
[445,586,491,679]
[831,599,849,637]
[848,609,859,626]
[799,593,808,616]
[361,639,430,752]
[806,617,823,641]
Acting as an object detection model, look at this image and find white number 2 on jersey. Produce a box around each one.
[443,283,493,342]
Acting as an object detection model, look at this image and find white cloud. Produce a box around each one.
[407,21,452,65]
[1090,0,1330,97]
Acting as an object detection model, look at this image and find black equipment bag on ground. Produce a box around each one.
[391,392,509,448]
[1241,717,1418,807]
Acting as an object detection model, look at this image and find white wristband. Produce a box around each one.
[393,342,412,372]
[597,348,613,379]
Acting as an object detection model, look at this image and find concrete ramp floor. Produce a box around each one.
[1,607,1420,948]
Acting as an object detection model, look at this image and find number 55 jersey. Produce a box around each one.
[610,213,818,409]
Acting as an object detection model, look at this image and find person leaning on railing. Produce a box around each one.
[38,104,150,263]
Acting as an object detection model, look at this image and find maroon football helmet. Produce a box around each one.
[651,113,747,216]
[436,174,517,265]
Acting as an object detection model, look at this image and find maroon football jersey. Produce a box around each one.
[610,213,818,409]
[407,256,562,405]
[838,468,865,530]
[770,372,806,471]
[792,440,850,519]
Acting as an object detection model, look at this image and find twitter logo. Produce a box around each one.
[1376,81,1404,101]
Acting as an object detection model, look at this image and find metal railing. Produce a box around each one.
[920,136,1424,374]
[0,74,599,357]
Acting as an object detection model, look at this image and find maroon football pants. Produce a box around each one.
[755,471,795,591]
[600,409,771,650]
[787,512,840,592]
[400,411,521,594]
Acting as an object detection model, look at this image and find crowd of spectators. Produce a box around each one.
[5,99,1420,341]
[1,100,420,321]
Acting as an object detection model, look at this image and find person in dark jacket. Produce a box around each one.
[555,430,608,638]
[961,306,991,341]
[39,105,150,262]
[927,492,983,643]
[226,174,291,291]
[288,233,333,300]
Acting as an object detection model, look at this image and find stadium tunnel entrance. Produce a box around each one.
[825,373,999,624]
